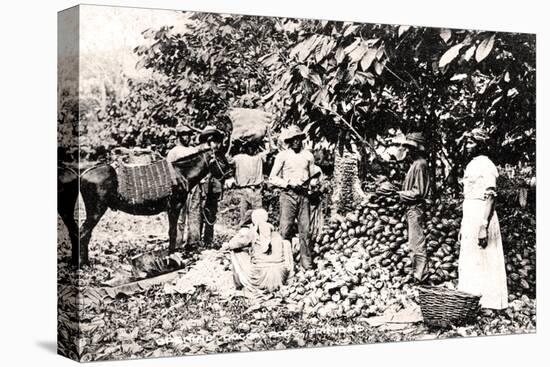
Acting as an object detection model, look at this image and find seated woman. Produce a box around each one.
[221,209,294,295]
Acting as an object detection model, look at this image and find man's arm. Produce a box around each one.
[254,133,278,163]
[269,152,288,188]
[223,228,254,250]
[308,152,316,179]
[258,148,271,162]
[226,153,240,167]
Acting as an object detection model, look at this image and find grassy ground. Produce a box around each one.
[57,194,536,362]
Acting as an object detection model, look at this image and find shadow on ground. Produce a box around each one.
[36,340,57,355]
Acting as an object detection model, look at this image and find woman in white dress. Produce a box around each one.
[458,128,508,310]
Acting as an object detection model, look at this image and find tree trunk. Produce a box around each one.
[330,142,368,217]
[426,102,438,198]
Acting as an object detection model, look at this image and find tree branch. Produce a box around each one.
[385,63,422,92]
[309,101,379,158]
[384,64,408,84]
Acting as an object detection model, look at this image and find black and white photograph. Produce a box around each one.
[56,4,536,362]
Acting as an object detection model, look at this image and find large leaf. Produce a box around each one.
[349,44,369,63]
[308,72,323,87]
[463,45,476,61]
[360,48,378,71]
[316,38,337,63]
[475,34,495,62]
[296,65,309,79]
[301,35,324,62]
[374,60,386,75]
[312,86,329,106]
[343,24,360,38]
[135,59,147,71]
[260,54,280,69]
[440,29,452,43]
[450,73,467,81]
[365,38,380,47]
[357,71,375,86]
[365,72,376,86]
[344,38,362,55]
[335,48,346,64]
[289,35,319,62]
[375,45,385,60]
[344,63,358,83]
[398,25,411,38]
[439,43,466,68]
[504,71,510,82]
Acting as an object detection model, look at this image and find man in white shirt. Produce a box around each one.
[230,140,271,226]
[269,126,315,270]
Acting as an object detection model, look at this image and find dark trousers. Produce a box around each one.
[200,193,220,245]
[407,206,428,282]
[279,191,312,270]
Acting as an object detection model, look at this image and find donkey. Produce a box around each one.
[75,148,230,268]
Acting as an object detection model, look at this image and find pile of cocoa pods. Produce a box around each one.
[281,188,536,321]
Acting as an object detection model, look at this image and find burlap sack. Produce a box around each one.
[228,108,272,143]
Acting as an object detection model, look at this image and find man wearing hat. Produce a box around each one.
[166,123,196,170]
[197,125,226,246]
[198,125,225,151]
[166,123,197,248]
[395,132,432,283]
[269,126,316,270]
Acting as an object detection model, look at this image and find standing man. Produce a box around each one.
[269,126,316,270]
[396,132,432,284]
[230,140,271,226]
[198,126,226,247]
[166,123,196,249]
[166,124,196,166]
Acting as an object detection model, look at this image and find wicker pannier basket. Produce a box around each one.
[418,286,481,328]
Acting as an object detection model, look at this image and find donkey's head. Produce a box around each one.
[205,149,231,180]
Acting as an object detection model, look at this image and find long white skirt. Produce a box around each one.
[458,199,508,309]
[230,240,294,296]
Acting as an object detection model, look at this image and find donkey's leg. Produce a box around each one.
[59,200,79,265]
[79,202,108,267]
[58,177,80,266]
[167,198,184,254]
[79,173,111,268]
[59,203,79,266]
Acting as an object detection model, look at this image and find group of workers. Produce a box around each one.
[165,122,508,310]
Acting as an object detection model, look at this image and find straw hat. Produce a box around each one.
[199,125,224,143]
[283,126,306,142]
[175,123,194,136]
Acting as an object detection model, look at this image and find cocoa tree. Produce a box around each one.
[132,14,291,130]
[99,15,534,204]
[270,21,535,200]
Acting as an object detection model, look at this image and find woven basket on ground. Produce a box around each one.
[418,286,481,328]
